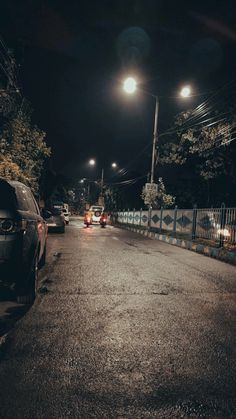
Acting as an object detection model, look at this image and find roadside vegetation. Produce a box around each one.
[0,44,50,195]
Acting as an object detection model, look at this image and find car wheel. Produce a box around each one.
[17,256,38,304]
[66,221,69,225]
[38,245,46,269]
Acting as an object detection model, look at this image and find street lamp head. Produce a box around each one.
[89,159,96,166]
[180,85,191,98]
[123,77,137,94]
[111,162,117,168]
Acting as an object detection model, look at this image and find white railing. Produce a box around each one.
[113,204,236,246]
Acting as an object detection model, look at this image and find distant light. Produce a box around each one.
[89,159,96,166]
[218,228,230,237]
[123,77,137,94]
[180,86,191,98]
[111,162,117,168]
[80,179,84,183]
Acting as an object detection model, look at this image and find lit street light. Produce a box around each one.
[123,77,158,184]
[89,159,96,166]
[87,160,118,206]
[180,85,191,98]
[123,77,192,185]
[123,77,137,94]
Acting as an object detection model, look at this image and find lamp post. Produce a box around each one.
[123,78,192,184]
[150,96,159,184]
[88,159,118,206]
[123,78,192,227]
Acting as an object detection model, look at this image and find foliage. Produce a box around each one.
[104,186,124,210]
[0,48,50,194]
[0,105,50,192]
[161,114,235,180]
[159,107,236,206]
[141,177,175,209]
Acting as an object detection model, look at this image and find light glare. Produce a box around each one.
[123,77,137,94]
[89,159,96,166]
[180,86,191,98]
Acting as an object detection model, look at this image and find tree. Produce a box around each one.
[104,186,124,210]
[159,107,236,206]
[0,106,50,193]
[0,46,50,194]
[141,177,175,209]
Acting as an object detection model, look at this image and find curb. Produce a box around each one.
[115,223,236,266]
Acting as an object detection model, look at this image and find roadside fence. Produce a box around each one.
[112,204,236,247]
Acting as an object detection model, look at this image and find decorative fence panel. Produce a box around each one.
[114,205,236,246]
[161,209,175,232]
[196,208,222,241]
[140,210,148,227]
[225,207,236,244]
[134,211,141,226]
[176,210,193,235]
[150,210,161,229]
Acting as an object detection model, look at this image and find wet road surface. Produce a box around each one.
[0,218,236,418]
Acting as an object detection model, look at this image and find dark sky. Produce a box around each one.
[1,0,236,187]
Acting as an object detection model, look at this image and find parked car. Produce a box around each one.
[0,179,47,304]
[62,208,70,224]
[43,208,65,233]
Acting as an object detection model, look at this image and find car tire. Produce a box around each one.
[66,221,69,225]
[38,245,46,269]
[17,256,38,304]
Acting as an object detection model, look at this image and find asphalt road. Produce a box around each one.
[0,218,235,418]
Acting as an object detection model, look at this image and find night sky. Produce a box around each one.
[1,0,236,194]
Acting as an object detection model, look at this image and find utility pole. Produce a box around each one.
[150,96,159,183]
[101,168,104,192]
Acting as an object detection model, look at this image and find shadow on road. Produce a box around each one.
[0,287,30,337]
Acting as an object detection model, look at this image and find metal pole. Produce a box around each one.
[101,168,104,191]
[87,183,90,203]
[150,96,159,184]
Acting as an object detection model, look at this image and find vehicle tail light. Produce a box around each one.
[37,222,44,233]
[0,219,27,234]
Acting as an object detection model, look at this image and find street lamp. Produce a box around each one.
[123,77,158,184]
[180,85,191,98]
[88,159,118,205]
[123,77,192,184]
[123,77,137,94]
[89,159,96,166]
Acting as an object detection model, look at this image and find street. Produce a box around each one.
[0,217,236,418]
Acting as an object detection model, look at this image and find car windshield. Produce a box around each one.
[0,181,17,210]
[51,208,62,216]
[90,207,103,212]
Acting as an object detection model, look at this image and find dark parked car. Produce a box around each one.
[0,179,47,303]
[43,208,65,233]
